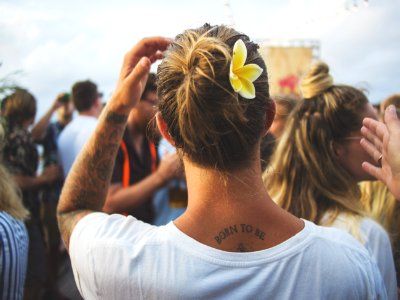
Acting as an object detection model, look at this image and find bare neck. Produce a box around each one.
[79,105,100,118]
[174,154,304,252]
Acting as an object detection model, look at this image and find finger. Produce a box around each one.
[360,138,382,162]
[360,126,383,153]
[149,50,165,63]
[384,105,399,123]
[363,117,389,142]
[133,37,171,59]
[120,37,171,80]
[362,162,383,181]
[125,57,151,94]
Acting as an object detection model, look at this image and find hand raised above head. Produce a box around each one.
[109,37,172,115]
[360,105,400,200]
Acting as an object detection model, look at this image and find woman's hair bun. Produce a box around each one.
[300,61,333,99]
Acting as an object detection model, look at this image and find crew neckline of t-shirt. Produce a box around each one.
[163,219,315,266]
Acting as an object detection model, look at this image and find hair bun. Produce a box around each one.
[300,61,333,99]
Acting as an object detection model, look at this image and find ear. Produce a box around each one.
[332,140,345,158]
[262,100,276,136]
[156,112,175,146]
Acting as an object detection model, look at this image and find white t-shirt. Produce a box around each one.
[58,115,97,177]
[70,213,387,300]
[326,214,397,300]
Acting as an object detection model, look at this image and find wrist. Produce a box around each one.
[154,170,168,187]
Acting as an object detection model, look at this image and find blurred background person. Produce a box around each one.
[152,138,187,226]
[260,93,300,170]
[31,92,74,300]
[58,80,102,178]
[264,62,397,299]
[102,73,181,224]
[0,122,29,300]
[1,88,62,300]
[269,93,300,139]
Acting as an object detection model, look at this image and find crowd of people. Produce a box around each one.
[0,23,399,299]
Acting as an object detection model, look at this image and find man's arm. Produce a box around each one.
[103,152,180,213]
[31,93,65,142]
[360,104,400,200]
[57,37,171,250]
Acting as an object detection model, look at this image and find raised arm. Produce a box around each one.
[31,93,65,142]
[57,37,171,250]
[360,104,400,200]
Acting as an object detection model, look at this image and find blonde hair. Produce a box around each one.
[0,124,29,220]
[264,62,368,238]
[380,94,400,118]
[157,24,271,171]
[360,181,400,245]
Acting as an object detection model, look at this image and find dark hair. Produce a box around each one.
[157,24,271,171]
[71,80,99,112]
[2,89,36,125]
[142,73,157,99]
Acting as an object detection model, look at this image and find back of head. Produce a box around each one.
[380,94,400,118]
[266,61,368,224]
[272,93,299,115]
[157,24,271,171]
[2,89,36,126]
[72,80,99,112]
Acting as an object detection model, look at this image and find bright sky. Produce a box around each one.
[1,0,399,118]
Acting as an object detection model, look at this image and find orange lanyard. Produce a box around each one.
[120,140,157,188]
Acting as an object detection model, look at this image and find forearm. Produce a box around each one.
[31,107,54,142]
[57,104,129,248]
[103,173,166,213]
[13,175,46,190]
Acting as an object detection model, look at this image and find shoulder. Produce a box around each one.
[302,220,379,267]
[70,212,159,249]
[0,212,28,242]
[359,217,388,237]
[305,220,364,249]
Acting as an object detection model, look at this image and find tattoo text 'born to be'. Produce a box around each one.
[214,224,265,244]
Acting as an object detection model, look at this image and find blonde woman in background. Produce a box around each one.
[0,123,29,300]
[264,61,397,299]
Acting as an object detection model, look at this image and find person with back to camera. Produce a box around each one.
[30,92,74,300]
[57,25,386,299]
[58,80,103,178]
[264,61,397,299]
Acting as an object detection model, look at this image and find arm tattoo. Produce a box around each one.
[57,108,128,249]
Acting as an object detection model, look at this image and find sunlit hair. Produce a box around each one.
[157,24,271,171]
[360,181,400,245]
[272,93,300,119]
[0,124,29,220]
[380,93,400,118]
[264,62,369,239]
[2,89,36,126]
